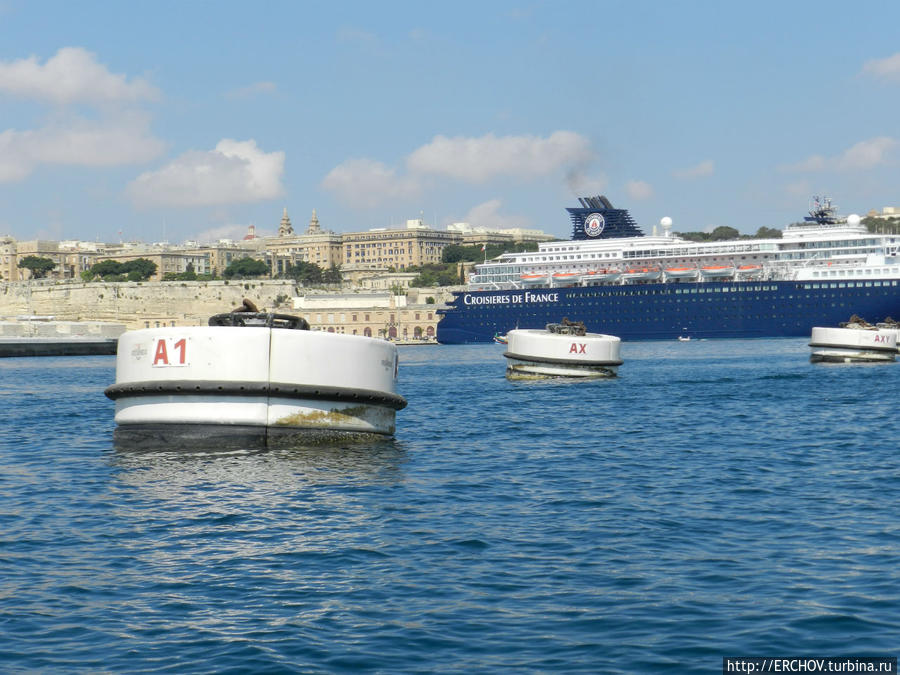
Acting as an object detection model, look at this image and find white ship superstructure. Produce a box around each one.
[469,203,900,291]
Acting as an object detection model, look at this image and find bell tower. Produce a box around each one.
[278,207,294,237]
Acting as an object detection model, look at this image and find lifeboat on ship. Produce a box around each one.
[664,266,699,281]
[520,273,549,286]
[622,267,661,283]
[700,265,735,279]
[503,319,622,379]
[105,301,407,445]
[582,269,622,284]
[736,264,763,279]
[551,272,581,286]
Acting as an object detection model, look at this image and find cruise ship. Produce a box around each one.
[436,196,900,343]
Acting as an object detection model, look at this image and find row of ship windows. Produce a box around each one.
[810,268,892,277]
[787,239,880,249]
[477,298,860,313]
[570,281,898,296]
[778,248,880,260]
[471,307,851,326]
[622,245,765,258]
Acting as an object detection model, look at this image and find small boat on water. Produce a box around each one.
[809,315,898,363]
[503,318,622,379]
[492,332,508,344]
[105,300,407,444]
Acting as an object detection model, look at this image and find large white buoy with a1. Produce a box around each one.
[105,302,407,445]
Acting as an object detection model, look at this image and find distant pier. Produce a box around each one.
[0,319,124,358]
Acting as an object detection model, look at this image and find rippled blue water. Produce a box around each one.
[2,339,899,673]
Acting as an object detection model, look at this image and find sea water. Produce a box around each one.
[1,339,899,673]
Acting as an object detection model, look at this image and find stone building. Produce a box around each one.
[340,219,463,270]
[93,249,212,281]
[265,209,343,276]
[293,292,439,339]
[172,241,263,278]
[1,236,17,282]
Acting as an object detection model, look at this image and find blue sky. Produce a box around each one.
[1,0,899,243]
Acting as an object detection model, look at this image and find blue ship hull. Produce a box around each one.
[436,279,900,344]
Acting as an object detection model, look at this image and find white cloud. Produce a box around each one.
[191,223,270,244]
[625,180,653,200]
[862,52,900,82]
[462,199,528,228]
[406,131,594,183]
[566,169,608,196]
[225,81,277,100]
[782,137,897,172]
[673,159,714,179]
[127,139,285,207]
[320,158,421,209]
[322,130,598,209]
[0,113,165,182]
[0,47,159,105]
[783,180,812,199]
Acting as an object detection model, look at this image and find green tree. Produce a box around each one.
[754,226,782,239]
[224,257,269,278]
[674,231,708,242]
[408,263,461,287]
[17,255,56,279]
[441,242,538,264]
[709,226,740,241]
[322,264,342,283]
[123,258,157,281]
[286,260,323,283]
[89,260,124,278]
[863,216,900,234]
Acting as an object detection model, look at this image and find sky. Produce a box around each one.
[1,0,899,244]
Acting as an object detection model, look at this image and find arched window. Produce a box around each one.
[364,327,372,337]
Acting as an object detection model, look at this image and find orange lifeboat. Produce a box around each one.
[700,265,735,278]
[665,266,699,279]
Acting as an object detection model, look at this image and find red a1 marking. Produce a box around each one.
[152,337,188,366]
[569,343,587,354]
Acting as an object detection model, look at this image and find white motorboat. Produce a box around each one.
[105,304,407,444]
[503,319,622,379]
[809,321,898,363]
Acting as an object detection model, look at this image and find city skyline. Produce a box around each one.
[1,1,899,244]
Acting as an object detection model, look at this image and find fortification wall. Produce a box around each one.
[0,280,299,329]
